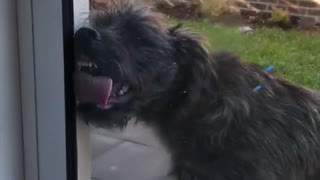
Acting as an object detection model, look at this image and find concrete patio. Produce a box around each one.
[90,122,175,180]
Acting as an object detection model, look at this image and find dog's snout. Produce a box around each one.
[74,27,102,41]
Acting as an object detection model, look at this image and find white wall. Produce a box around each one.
[0,0,24,180]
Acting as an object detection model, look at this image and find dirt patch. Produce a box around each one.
[210,12,250,27]
[239,10,320,33]
[157,4,320,33]
[201,10,320,33]
[156,3,200,19]
[152,0,203,19]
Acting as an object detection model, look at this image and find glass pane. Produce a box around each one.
[73,0,320,180]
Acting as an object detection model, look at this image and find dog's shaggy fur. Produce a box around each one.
[74,2,320,180]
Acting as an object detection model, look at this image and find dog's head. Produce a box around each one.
[74,2,212,127]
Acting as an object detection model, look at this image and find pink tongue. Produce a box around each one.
[74,72,112,106]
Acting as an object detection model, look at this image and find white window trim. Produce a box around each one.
[17,0,77,179]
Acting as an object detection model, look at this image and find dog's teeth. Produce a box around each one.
[122,86,129,93]
[78,61,98,69]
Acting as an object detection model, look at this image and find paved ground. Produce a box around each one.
[90,122,175,180]
[88,93,320,180]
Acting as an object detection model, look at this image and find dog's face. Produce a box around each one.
[74,5,179,127]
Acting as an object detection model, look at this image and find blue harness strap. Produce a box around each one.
[253,65,274,92]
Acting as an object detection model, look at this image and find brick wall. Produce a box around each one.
[235,0,320,22]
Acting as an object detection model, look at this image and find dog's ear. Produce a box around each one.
[167,25,217,103]
[168,25,216,88]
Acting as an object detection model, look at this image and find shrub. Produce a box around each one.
[268,10,290,24]
[200,0,237,19]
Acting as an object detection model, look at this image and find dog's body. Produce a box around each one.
[149,52,320,180]
[74,2,320,180]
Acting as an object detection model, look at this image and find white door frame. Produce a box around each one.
[17,0,77,179]
[0,0,24,179]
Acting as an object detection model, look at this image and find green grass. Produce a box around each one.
[167,18,320,89]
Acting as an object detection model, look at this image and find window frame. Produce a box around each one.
[17,0,77,179]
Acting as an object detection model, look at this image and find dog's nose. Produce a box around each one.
[74,27,102,41]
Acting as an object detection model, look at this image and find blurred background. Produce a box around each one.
[90,0,320,89]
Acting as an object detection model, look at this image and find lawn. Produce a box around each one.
[167,18,320,89]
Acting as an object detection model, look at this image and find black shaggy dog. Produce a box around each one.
[74,2,320,180]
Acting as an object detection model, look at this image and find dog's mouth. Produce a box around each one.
[74,61,132,110]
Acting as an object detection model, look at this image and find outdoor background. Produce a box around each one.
[91,0,320,89]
